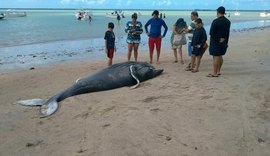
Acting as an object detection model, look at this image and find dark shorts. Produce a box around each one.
[107,48,114,58]
[209,43,228,56]
[192,48,202,56]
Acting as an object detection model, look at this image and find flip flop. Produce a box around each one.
[191,70,199,73]
[185,68,193,71]
[206,74,219,77]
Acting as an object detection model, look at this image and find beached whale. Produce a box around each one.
[17,61,163,118]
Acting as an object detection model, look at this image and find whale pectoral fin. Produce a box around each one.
[129,65,140,89]
[75,77,81,83]
[17,99,47,106]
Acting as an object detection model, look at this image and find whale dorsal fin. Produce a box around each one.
[129,65,140,89]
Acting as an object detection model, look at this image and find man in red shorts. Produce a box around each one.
[145,10,168,64]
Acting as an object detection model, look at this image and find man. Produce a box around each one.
[208,6,231,77]
[185,11,199,69]
[144,10,168,64]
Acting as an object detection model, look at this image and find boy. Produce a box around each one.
[104,22,116,66]
[187,18,207,73]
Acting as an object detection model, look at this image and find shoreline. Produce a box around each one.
[1,25,270,73]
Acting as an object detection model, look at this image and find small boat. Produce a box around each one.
[75,9,91,21]
[234,11,240,16]
[260,12,270,17]
[0,13,5,19]
[5,9,26,17]
[106,10,125,18]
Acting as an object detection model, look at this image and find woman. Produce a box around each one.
[125,13,143,62]
[171,18,187,64]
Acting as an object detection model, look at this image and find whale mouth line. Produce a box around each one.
[129,65,140,89]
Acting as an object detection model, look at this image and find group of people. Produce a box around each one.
[104,6,231,77]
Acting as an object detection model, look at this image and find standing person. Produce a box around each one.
[170,18,187,64]
[208,6,231,77]
[145,10,168,64]
[104,22,116,66]
[125,13,143,62]
[185,11,199,70]
[117,14,121,25]
[187,18,207,73]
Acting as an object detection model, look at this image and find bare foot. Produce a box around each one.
[180,60,184,64]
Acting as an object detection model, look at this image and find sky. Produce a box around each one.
[1,0,270,10]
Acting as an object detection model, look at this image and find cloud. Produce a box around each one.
[152,0,172,6]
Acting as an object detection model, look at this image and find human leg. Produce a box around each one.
[173,48,178,62]
[192,55,201,72]
[217,56,223,75]
[186,42,192,69]
[178,46,184,64]
[127,43,133,62]
[107,48,114,66]
[213,56,219,75]
[156,37,162,64]
[191,55,196,69]
[108,58,112,66]
[133,43,139,62]
[186,54,195,71]
[148,37,155,64]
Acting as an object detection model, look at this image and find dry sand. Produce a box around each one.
[0,28,270,156]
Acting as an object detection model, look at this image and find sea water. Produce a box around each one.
[0,9,270,70]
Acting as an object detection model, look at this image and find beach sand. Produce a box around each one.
[1,28,270,156]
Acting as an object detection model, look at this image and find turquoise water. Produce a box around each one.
[0,9,270,70]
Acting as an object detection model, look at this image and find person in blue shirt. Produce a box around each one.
[144,10,168,64]
[125,13,143,62]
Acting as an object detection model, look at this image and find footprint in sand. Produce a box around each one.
[200,95,213,100]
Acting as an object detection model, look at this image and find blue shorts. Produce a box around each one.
[188,42,192,57]
[192,48,202,56]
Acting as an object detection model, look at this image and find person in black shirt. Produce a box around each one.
[208,6,231,77]
[187,18,207,73]
[104,22,116,66]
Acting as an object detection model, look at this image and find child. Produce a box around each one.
[104,22,116,66]
[186,18,207,73]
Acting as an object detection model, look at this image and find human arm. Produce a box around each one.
[144,20,150,36]
[104,31,109,52]
[162,20,168,37]
[125,21,133,34]
[135,22,143,35]
[172,25,177,34]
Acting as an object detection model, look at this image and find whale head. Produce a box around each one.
[133,62,163,81]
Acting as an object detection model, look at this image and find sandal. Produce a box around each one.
[206,74,219,77]
[185,68,193,71]
[173,60,178,63]
[191,69,199,73]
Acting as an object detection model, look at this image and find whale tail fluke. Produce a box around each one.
[17,98,59,118]
[17,99,47,106]
[39,100,59,118]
